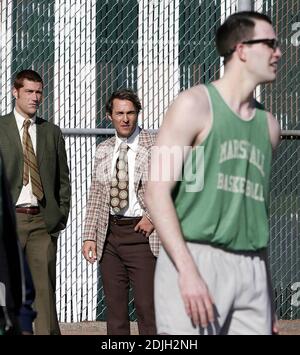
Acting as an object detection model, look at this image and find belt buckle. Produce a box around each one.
[26,207,39,215]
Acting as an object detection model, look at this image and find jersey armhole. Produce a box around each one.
[194,85,214,147]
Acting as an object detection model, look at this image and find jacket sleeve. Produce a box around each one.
[82,151,102,242]
[141,133,156,224]
[56,129,71,229]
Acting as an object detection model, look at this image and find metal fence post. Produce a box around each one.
[238,0,253,11]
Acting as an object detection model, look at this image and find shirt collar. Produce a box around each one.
[14,108,36,129]
[115,126,140,153]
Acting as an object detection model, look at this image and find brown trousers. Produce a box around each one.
[16,212,60,335]
[100,217,156,335]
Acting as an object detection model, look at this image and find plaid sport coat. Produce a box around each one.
[83,129,160,260]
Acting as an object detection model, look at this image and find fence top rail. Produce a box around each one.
[61,128,156,135]
[280,130,300,137]
[61,128,300,138]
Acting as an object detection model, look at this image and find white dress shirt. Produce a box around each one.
[14,108,39,207]
[110,126,143,217]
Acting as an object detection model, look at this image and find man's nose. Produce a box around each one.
[274,46,282,59]
[32,93,39,101]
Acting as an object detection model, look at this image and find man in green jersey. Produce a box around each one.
[145,11,281,335]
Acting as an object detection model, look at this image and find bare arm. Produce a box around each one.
[267,112,281,150]
[145,86,214,327]
[266,113,280,334]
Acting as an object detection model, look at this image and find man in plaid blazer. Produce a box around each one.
[82,89,160,335]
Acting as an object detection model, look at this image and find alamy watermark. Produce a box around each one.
[291,282,300,307]
[95,145,205,192]
[0,282,6,307]
[291,22,300,46]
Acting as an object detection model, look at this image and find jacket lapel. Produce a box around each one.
[36,117,45,165]
[134,130,149,192]
[101,137,115,193]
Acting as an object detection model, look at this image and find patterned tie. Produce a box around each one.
[22,119,44,201]
[110,142,129,213]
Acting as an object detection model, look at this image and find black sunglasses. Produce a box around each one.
[223,38,279,58]
[242,38,279,50]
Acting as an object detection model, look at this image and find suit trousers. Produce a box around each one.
[100,218,156,335]
[16,212,60,335]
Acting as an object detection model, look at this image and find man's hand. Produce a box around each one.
[272,313,279,335]
[134,216,154,238]
[179,267,215,328]
[82,240,97,264]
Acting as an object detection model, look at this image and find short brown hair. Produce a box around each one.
[216,11,272,63]
[13,69,43,90]
[106,89,142,115]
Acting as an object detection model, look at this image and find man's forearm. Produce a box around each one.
[145,188,195,273]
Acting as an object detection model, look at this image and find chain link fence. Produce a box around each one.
[0,0,299,322]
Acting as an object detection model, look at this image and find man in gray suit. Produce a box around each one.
[0,70,71,335]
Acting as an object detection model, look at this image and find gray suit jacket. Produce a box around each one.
[0,113,71,234]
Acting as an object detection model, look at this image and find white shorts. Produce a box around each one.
[154,243,272,335]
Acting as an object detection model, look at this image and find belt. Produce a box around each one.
[16,207,40,215]
[109,214,142,226]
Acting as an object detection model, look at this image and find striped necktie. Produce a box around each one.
[22,119,44,201]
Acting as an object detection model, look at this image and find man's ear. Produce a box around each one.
[107,114,112,122]
[236,43,247,62]
[12,87,18,99]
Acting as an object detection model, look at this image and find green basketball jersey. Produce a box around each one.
[172,83,273,251]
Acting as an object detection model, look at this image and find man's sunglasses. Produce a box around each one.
[241,38,279,50]
[223,38,279,57]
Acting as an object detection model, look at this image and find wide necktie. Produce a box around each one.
[22,119,44,201]
[110,142,129,213]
